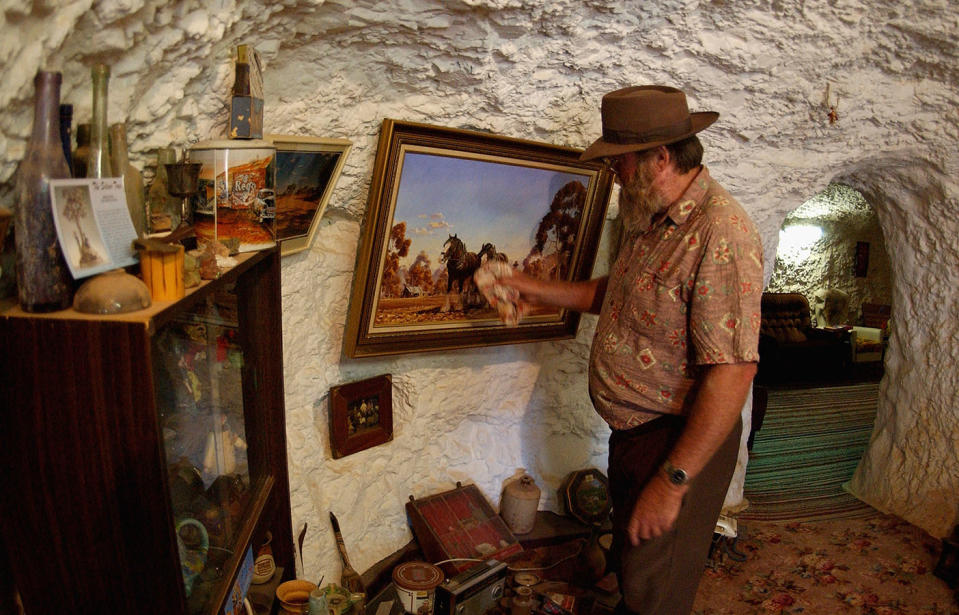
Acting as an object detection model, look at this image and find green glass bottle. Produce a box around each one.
[86,64,113,178]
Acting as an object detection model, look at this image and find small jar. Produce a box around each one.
[392,561,444,615]
[511,586,533,615]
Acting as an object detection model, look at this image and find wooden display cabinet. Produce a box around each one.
[0,248,293,615]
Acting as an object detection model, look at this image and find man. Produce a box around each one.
[498,86,763,614]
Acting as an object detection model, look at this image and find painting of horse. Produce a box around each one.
[343,119,613,357]
[441,234,481,294]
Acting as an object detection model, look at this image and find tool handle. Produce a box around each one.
[329,512,353,566]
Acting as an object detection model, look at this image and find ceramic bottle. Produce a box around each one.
[14,71,73,312]
[500,472,541,534]
[110,123,146,238]
[86,64,112,178]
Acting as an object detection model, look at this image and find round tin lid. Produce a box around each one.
[512,572,539,587]
[392,561,444,591]
[190,138,274,150]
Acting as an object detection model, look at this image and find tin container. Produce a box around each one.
[188,139,276,252]
[392,561,444,614]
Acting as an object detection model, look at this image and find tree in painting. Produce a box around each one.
[405,251,435,296]
[532,180,585,280]
[381,222,412,297]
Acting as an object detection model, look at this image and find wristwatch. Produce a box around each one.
[661,459,689,486]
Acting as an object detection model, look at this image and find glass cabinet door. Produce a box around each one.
[152,281,256,613]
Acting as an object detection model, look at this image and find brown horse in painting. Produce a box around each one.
[441,234,481,295]
[479,242,509,265]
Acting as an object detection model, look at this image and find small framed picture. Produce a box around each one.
[329,374,393,459]
[266,134,352,256]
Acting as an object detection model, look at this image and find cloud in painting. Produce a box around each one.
[414,212,451,235]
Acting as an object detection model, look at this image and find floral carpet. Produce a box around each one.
[691,513,958,614]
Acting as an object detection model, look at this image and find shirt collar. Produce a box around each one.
[662,165,711,226]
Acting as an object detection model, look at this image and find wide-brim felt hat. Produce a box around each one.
[580,85,719,161]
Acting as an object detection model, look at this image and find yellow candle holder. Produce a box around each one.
[136,240,185,301]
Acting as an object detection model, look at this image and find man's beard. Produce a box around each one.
[618,159,665,235]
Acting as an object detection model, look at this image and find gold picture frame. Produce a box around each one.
[343,119,613,357]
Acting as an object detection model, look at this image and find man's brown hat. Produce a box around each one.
[580,85,718,161]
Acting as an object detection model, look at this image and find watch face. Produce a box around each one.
[662,460,688,486]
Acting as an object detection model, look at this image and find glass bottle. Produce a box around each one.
[86,64,112,178]
[146,146,181,232]
[13,71,73,312]
[109,123,146,238]
[72,123,90,178]
[59,103,73,173]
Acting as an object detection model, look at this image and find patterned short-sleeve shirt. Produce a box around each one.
[589,166,763,430]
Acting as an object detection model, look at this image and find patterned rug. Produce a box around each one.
[741,382,880,522]
[692,513,958,614]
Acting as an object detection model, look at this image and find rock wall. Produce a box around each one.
[2,0,957,582]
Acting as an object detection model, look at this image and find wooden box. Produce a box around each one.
[406,482,522,573]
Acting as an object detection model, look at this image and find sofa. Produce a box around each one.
[757,292,851,384]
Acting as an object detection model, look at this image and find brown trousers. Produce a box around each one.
[608,414,741,615]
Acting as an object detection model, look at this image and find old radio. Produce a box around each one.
[432,559,507,615]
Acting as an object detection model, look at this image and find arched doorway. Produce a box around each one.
[743,183,891,521]
[763,183,892,383]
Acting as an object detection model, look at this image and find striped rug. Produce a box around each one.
[740,382,880,521]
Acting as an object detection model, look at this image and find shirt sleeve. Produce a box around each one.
[688,197,764,365]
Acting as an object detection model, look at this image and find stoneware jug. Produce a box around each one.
[500,473,541,535]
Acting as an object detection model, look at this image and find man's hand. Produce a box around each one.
[626,472,687,545]
[495,273,608,315]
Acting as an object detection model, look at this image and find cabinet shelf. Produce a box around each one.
[0,247,293,615]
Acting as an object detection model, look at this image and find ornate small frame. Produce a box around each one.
[329,374,393,459]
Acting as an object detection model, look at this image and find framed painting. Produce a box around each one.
[266,134,352,256]
[344,119,614,357]
[329,374,393,459]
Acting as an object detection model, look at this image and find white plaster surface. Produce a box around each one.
[2,0,958,584]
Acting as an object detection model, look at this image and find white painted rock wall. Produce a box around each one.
[2,0,958,583]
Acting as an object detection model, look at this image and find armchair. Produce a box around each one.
[757,292,851,383]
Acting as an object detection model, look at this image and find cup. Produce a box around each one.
[308,587,328,615]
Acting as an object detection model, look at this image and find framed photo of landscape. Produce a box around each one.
[266,134,352,256]
[343,119,614,357]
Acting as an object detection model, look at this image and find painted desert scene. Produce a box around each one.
[274,149,342,240]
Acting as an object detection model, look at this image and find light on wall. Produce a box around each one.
[778,224,823,263]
